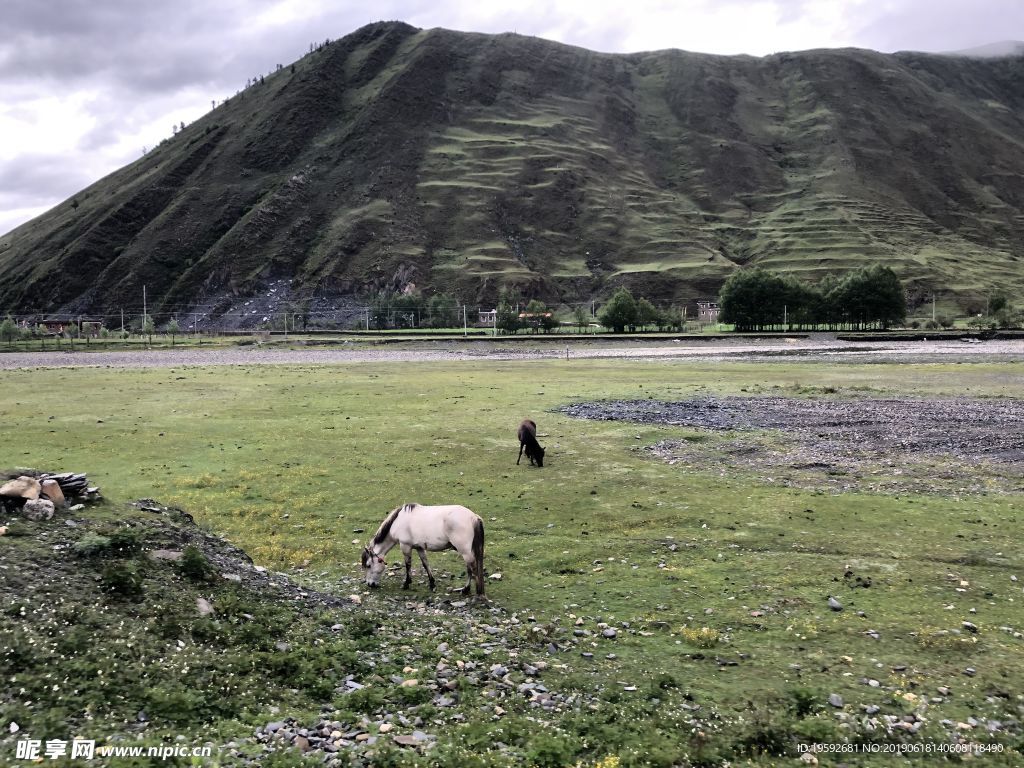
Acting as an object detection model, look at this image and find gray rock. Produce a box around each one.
[1,476,41,501]
[828,596,843,611]
[828,694,844,708]
[963,667,977,677]
[40,479,66,508]
[23,499,55,521]
[602,628,618,639]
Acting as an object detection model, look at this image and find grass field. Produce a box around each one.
[2,355,1022,765]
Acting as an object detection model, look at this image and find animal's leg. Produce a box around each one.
[517,442,524,465]
[415,547,436,591]
[401,545,413,590]
[475,555,485,596]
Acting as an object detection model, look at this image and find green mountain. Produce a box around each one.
[2,22,1023,325]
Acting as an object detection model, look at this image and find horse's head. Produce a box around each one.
[361,545,387,587]
[535,445,545,467]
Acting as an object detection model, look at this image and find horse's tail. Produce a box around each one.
[472,517,485,594]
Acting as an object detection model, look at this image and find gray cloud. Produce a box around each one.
[0,154,96,207]
[2,0,1021,235]
[849,0,1024,53]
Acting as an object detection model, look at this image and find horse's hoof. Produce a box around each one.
[402,582,411,590]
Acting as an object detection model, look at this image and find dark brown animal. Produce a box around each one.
[516,419,545,467]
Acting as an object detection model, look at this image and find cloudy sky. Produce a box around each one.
[2,0,1021,235]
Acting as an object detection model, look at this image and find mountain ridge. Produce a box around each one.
[2,21,1022,325]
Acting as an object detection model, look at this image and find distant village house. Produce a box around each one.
[696,301,720,324]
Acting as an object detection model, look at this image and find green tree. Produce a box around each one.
[0,315,19,345]
[167,318,180,345]
[573,305,589,333]
[427,293,459,329]
[599,288,638,333]
[142,315,155,345]
[829,265,905,330]
[635,297,659,330]
[522,299,557,332]
[391,293,422,328]
[496,291,521,334]
[719,269,787,331]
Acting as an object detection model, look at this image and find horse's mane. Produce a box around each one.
[372,503,416,545]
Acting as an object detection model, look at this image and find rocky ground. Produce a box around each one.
[0,335,1022,369]
[560,396,1024,496]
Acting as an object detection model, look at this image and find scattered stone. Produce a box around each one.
[195,597,214,616]
[0,526,7,536]
[378,723,393,733]
[602,628,617,639]
[828,693,844,708]
[962,621,979,633]
[400,679,419,687]
[22,498,55,521]
[489,573,503,581]
[963,667,976,677]
[39,479,66,508]
[221,573,242,582]
[938,686,951,696]
[149,549,184,562]
[828,596,843,611]
[1,476,41,501]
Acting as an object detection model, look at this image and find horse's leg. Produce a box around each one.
[415,547,436,591]
[517,441,524,465]
[475,552,485,596]
[401,544,413,590]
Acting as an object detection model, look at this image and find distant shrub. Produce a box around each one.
[179,545,214,581]
[100,562,144,599]
[784,686,821,718]
[679,626,720,647]
[72,533,113,557]
[525,732,576,768]
[107,529,142,555]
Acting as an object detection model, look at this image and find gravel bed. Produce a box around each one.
[561,396,1024,496]
[1,337,1022,369]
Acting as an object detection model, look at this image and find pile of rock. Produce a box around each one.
[0,471,101,520]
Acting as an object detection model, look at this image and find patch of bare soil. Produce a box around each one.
[560,396,1024,496]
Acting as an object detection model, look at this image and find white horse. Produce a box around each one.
[361,503,486,596]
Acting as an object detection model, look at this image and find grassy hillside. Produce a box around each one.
[1,22,1023,323]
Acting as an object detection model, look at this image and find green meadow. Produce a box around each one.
[2,355,1022,765]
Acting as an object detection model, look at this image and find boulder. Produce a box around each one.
[40,479,66,508]
[1,476,41,501]
[23,499,56,521]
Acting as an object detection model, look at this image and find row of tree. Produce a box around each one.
[719,265,907,331]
